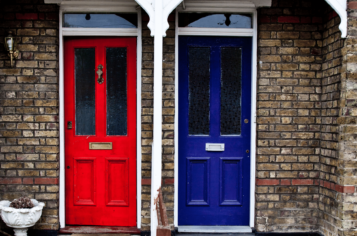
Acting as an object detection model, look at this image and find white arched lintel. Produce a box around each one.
[162,0,184,36]
[135,0,183,37]
[325,0,347,38]
[135,0,155,36]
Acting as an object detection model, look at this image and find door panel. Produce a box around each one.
[65,37,136,226]
[74,157,96,206]
[186,157,210,206]
[219,157,242,206]
[105,158,129,206]
[179,36,251,226]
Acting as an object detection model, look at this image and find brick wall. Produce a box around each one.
[141,13,175,230]
[256,0,325,232]
[319,7,344,236]
[161,16,175,226]
[256,0,357,234]
[331,1,357,236]
[1,0,356,235]
[141,13,154,231]
[0,0,59,230]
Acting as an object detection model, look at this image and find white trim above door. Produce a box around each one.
[55,3,142,228]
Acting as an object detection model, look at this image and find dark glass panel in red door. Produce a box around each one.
[106,47,127,136]
[75,48,95,135]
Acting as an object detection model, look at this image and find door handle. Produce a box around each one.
[97,64,104,84]
[67,121,72,129]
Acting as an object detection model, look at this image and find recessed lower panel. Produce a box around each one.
[74,157,96,206]
[186,157,210,205]
[220,157,243,205]
[106,158,129,206]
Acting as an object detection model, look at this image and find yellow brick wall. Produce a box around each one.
[0,1,60,230]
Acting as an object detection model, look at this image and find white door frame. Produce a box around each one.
[56,2,142,228]
[174,2,258,231]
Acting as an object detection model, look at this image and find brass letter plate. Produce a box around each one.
[89,142,112,150]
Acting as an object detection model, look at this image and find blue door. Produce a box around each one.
[178,36,252,226]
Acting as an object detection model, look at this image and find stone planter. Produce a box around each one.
[0,199,45,236]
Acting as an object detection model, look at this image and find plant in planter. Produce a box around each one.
[0,197,45,236]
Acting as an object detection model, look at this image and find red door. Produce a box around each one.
[64,37,136,226]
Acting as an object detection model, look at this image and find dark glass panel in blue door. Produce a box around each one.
[75,48,95,135]
[220,47,242,135]
[106,47,127,136]
[188,47,210,135]
[179,13,252,28]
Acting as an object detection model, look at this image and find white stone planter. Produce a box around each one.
[0,199,45,236]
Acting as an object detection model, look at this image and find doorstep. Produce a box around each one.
[178,226,252,233]
[59,226,141,234]
[69,235,131,236]
[71,234,132,236]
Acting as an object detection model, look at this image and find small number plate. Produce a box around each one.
[89,142,112,150]
[205,143,225,152]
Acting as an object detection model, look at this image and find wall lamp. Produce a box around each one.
[4,31,19,68]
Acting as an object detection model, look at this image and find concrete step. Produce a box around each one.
[58,234,136,236]
[59,226,140,235]
[176,234,255,236]
[73,234,133,236]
